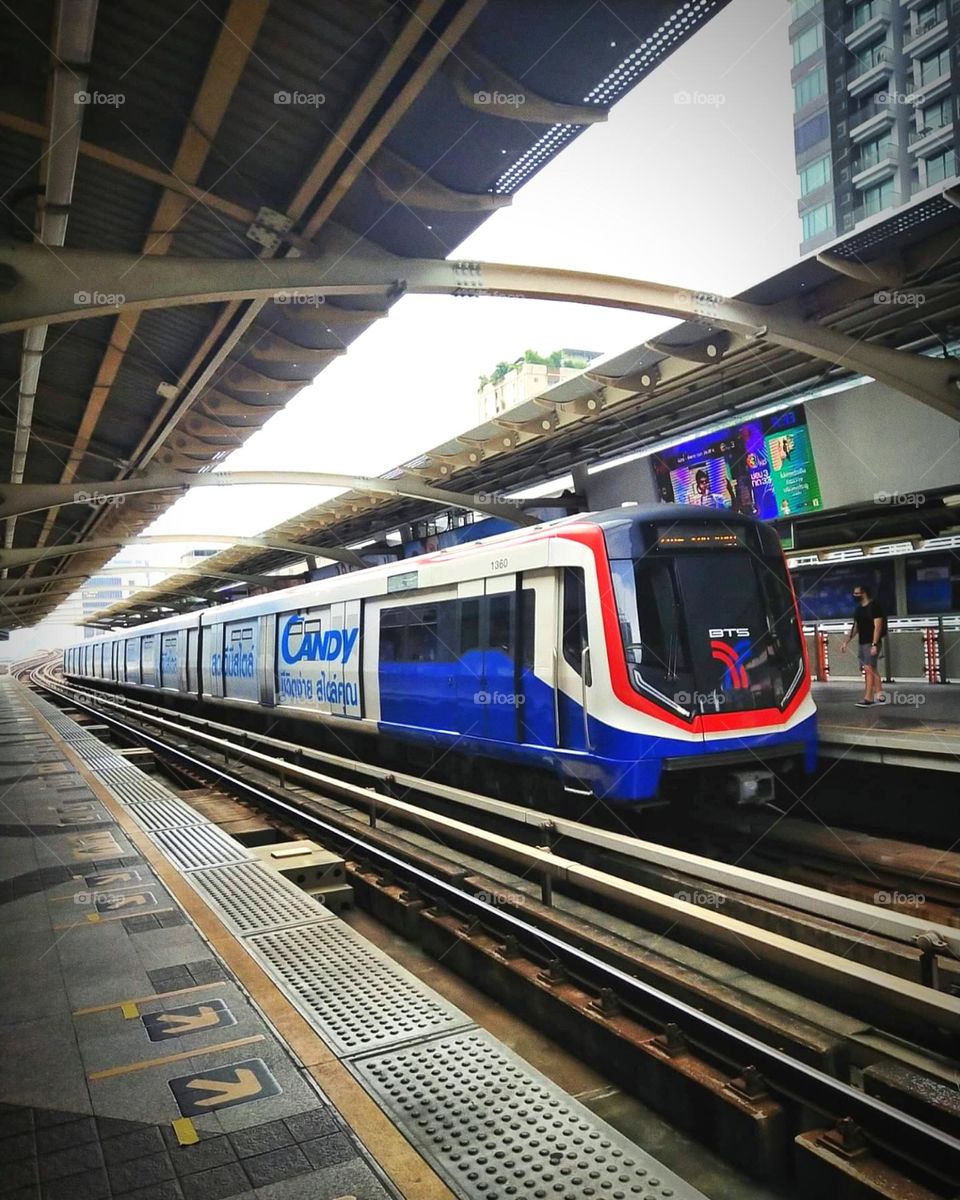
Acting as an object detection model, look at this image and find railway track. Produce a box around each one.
[27,663,960,1196]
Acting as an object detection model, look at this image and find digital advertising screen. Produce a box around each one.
[651,408,824,520]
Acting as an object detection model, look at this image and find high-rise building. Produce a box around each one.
[80,557,157,635]
[790,0,958,254]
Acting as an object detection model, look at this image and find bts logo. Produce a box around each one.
[709,630,751,690]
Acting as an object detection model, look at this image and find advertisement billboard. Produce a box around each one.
[652,408,823,519]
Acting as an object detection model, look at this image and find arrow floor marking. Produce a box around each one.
[186,1067,262,1106]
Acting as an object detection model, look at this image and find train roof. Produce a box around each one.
[78,504,770,644]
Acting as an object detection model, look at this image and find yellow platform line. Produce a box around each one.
[53,908,174,931]
[88,1034,265,1080]
[74,981,224,1017]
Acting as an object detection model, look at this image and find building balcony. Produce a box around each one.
[854,188,901,224]
[908,117,954,154]
[852,145,899,187]
[911,66,952,106]
[847,46,896,96]
[849,94,898,140]
[845,2,892,52]
[903,5,948,57]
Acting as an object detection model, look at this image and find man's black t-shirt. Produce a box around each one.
[853,600,885,645]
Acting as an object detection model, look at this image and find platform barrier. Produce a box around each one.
[803,616,960,684]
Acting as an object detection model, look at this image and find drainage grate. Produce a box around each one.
[352,1030,707,1200]
[86,759,172,806]
[126,796,210,831]
[190,861,336,935]
[246,924,472,1058]
[151,823,251,871]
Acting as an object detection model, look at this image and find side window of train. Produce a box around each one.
[460,598,481,655]
[380,601,458,663]
[487,595,513,655]
[562,568,587,674]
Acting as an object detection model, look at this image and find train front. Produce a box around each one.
[598,508,817,802]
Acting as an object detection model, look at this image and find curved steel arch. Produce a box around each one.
[0,469,538,526]
[0,247,956,416]
[0,533,371,572]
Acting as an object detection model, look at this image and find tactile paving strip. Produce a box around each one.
[352,1030,706,1200]
[245,923,473,1058]
[123,795,210,831]
[81,758,173,806]
[150,823,251,871]
[190,860,336,934]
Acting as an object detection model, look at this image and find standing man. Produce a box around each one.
[840,584,887,707]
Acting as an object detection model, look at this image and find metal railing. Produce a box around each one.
[909,117,952,143]
[908,3,947,40]
[849,94,896,129]
[849,44,895,82]
[803,614,960,683]
[854,139,896,171]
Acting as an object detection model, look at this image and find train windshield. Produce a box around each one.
[611,541,804,718]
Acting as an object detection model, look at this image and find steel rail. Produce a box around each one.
[30,671,960,1185]
[53,676,960,958]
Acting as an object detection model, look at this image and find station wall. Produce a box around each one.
[804,381,960,508]
[583,380,959,516]
[584,455,660,511]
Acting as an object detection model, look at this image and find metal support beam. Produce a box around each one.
[0,533,367,573]
[0,469,537,526]
[0,565,280,594]
[1,251,956,416]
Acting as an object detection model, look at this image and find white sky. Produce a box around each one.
[6,0,802,657]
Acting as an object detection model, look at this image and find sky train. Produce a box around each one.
[65,506,817,805]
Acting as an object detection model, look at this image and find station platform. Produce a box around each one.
[814,682,960,771]
[0,677,704,1200]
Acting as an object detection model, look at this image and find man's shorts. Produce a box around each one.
[858,642,880,668]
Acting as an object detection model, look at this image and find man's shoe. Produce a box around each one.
[855,699,874,707]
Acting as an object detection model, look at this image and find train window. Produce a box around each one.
[633,560,688,677]
[379,601,458,663]
[459,598,481,654]
[488,595,513,655]
[562,568,587,673]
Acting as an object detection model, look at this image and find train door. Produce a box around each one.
[320,603,342,716]
[453,582,484,736]
[556,566,590,752]
[257,615,275,707]
[481,575,517,742]
[518,569,556,747]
